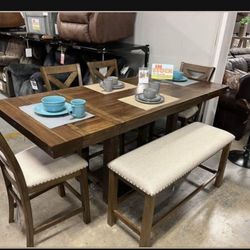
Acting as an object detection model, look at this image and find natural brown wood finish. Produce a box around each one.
[140,195,155,247]
[0,132,90,247]
[180,62,215,81]
[0,77,227,201]
[40,63,83,91]
[178,62,215,125]
[214,143,231,187]
[107,170,118,226]
[87,59,118,83]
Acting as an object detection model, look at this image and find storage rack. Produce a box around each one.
[0,28,150,67]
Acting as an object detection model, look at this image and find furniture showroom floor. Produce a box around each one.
[0,95,249,248]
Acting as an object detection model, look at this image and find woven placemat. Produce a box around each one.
[85,81,136,94]
[118,93,179,110]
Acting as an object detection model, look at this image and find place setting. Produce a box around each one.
[19,95,95,129]
[85,75,136,94]
[135,81,165,104]
[119,80,179,111]
[162,70,199,86]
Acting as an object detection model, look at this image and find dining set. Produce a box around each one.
[0,59,229,247]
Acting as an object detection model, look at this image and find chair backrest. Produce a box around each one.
[180,62,215,82]
[40,63,83,91]
[0,132,29,200]
[87,59,118,83]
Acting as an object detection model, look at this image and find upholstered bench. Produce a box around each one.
[107,122,235,247]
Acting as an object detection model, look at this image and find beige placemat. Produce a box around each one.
[118,94,179,110]
[84,81,136,94]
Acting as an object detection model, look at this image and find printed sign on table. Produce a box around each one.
[151,63,174,80]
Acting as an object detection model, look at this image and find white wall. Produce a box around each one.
[203,12,237,124]
[131,11,237,124]
[132,12,223,69]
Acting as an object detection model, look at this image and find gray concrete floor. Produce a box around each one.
[0,92,250,248]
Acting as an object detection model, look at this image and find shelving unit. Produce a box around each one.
[0,28,150,67]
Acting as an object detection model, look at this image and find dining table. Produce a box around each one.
[0,77,228,202]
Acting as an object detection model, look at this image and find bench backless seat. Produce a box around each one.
[107,122,235,247]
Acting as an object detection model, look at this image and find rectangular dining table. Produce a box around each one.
[0,77,228,201]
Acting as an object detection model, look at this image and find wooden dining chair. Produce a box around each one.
[0,132,90,247]
[40,63,83,91]
[150,62,215,139]
[87,59,119,83]
[177,62,215,126]
[87,59,144,154]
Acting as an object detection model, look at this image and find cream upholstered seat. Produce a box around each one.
[15,146,88,188]
[108,122,235,196]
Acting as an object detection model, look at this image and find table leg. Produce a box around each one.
[137,124,149,146]
[165,113,178,134]
[103,136,120,202]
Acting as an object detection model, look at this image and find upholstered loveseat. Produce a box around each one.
[56,12,136,44]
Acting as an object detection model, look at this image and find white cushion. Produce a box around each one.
[15,146,88,188]
[108,122,235,196]
[178,106,199,119]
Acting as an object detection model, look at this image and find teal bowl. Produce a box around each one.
[41,95,66,113]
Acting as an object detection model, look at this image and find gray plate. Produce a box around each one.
[135,93,165,104]
[112,80,125,89]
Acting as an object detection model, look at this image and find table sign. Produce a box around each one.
[151,63,174,80]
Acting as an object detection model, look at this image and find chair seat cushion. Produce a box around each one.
[108,122,234,196]
[15,146,87,188]
[178,105,199,119]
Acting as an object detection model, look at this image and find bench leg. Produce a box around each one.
[139,195,155,247]
[108,170,118,226]
[215,143,231,187]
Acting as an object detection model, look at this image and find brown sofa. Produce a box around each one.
[57,12,136,43]
[214,73,250,140]
[0,12,24,28]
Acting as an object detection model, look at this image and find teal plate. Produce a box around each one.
[171,76,188,82]
[34,102,72,117]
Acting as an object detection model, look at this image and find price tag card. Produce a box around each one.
[151,63,174,80]
[25,48,32,58]
[30,80,38,90]
[0,80,3,91]
[60,52,65,65]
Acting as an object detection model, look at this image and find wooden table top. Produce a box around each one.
[0,77,228,158]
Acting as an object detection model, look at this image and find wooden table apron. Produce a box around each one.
[0,77,227,201]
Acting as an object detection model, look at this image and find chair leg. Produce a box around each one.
[22,198,34,247]
[7,190,15,223]
[107,170,118,226]
[1,169,15,223]
[79,168,90,224]
[139,194,155,247]
[58,184,66,197]
[215,143,231,187]
[119,134,125,155]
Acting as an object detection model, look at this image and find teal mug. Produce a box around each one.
[70,99,86,118]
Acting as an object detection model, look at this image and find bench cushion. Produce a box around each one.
[108,122,235,196]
